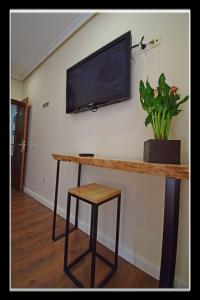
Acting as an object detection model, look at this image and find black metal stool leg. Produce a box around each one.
[114,194,121,270]
[75,164,82,229]
[52,160,61,241]
[90,205,99,288]
[89,206,95,250]
[64,193,71,270]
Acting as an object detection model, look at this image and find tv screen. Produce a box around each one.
[66,31,132,113]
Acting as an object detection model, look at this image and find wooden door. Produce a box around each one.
[11,98,29,192]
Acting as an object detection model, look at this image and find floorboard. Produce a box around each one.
[11,188,158,289]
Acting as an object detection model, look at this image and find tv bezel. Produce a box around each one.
[66,31,132,114]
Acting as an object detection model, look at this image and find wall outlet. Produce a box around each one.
[42,176,47,182]
[148,37,161,48]
[138,37,161,55]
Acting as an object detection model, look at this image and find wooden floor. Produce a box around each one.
[11,188,158,289]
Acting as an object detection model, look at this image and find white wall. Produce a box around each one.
[11,78,23,100]
[23,12,189,288]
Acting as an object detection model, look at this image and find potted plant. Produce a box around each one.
[139,73,189,164]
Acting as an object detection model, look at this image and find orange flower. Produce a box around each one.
[170,86,178,95]
[154,89,158,97]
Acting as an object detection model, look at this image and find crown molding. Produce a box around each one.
[16,13,95,81]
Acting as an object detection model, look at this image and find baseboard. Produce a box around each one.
[23,186,188,289]
[23,187,67,220]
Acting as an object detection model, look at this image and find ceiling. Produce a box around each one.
[11,12,95,80]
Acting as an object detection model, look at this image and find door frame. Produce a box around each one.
[11,98,29,192]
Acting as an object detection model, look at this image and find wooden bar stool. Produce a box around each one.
[63,183,121,288]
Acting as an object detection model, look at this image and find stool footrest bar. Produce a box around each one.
[98,269,116,288]
[96,252,114,268]
[53,225,77,241]
[64,249,116,288]
[67,249,90,270]
[69,226,77,234]
[64,269,84,288]
[52,232,65,241]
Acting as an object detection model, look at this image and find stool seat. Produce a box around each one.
[68,183,121,205]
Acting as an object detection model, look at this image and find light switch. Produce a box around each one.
[42,101,49,108]
[42,176,47,182]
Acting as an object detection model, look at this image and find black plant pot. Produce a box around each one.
[143,139,181,164]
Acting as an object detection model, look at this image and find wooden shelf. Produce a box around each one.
[52,154,189,180]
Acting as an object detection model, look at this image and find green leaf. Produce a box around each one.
[158,73,166,87]
[140,101,148,111]
[145,80,154,107]
[171,109,182,117]
[158,73,171,97]
[146,80,154,95]
[173,93,180,102]
[145,114,152,126]
[176,95,189,108]
[139,80,145,99]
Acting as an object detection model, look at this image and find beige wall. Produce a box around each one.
[23,12,190,288]
[11,78,23,100]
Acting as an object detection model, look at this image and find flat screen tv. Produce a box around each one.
[66,31,132,113]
